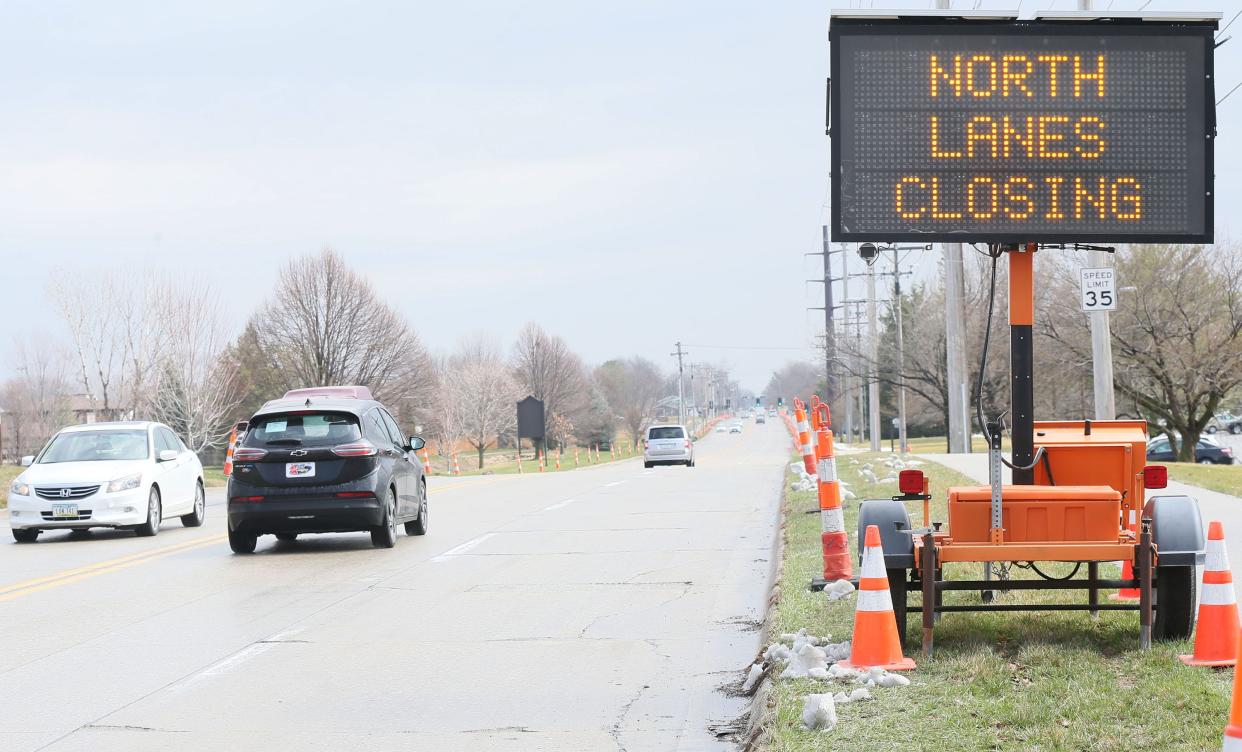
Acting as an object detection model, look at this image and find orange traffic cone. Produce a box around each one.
[1181,521,1239,666]
[1224,627,1242,751]
[538,450,545,472]
[222,426,238,477]
[838,525,915,671]
[421,449,432,475]
[555,448,562,470]
[1112,509,1140,601]
[574,447,580,467]
[452,453,461,476]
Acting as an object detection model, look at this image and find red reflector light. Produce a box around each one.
[684,440,691,448]
[1143,465,1168,490]
[898,469,925,495]
[232,447,267,461]
[332,441,378,457]
[231,495,264,502]
[335,491,375,498]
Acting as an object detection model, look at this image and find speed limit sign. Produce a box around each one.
[1080,268,1117,312]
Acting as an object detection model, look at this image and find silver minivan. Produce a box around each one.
[643,424,694,468]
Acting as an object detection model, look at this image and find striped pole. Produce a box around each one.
[814,403,852,582]
[538,449,545,472]
[795,399,817,476]
[574,446,580,467]
[452,453,461,475]
[555,448,562,470]
[222,426,238,477]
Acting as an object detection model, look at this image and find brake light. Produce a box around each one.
[684,440,691,449]
[232,447,267,461]
[231,495,264,502]
[336,491,376,498]
[898,470,925,495]
[1142,465,1168,490]
[332,441,378,457]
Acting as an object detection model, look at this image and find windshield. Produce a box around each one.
[38,429,150,463]
[245,412,362,447]
[648,427,685,439]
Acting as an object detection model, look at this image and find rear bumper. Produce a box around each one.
[645,450,692,464]
[228,497,382,534]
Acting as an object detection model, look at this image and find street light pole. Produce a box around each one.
[892,247,908,454]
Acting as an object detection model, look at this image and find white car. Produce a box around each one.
[644,424,695,468]
[7,421,206,542]
[728,424,743,434]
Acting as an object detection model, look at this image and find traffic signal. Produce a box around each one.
[777,397,784,407]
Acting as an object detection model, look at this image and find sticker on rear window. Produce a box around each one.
[266,420,287,432]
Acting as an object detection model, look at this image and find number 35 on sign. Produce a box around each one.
[1080,267,1116,312]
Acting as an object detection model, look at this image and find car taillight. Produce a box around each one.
[336,491,376,498]
[231,495,264,502]
[232,447,267,461]
[332,441,378,457]
[684,440,691,448]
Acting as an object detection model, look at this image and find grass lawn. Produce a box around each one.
[840,435,1002,454]
[423,443,641,477]
[1166,462,1242,498]
[765,451,1230,751]
[202,466,227,488]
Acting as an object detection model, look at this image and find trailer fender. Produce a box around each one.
[857,499,914,568]
[1142,495,1205,566]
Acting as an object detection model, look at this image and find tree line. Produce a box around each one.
[0,248,706,470]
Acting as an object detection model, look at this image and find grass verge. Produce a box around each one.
[1166,462,1242,499]
[765,451,1230,751]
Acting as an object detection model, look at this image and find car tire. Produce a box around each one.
[12,529,39,543]
[1199,458,1214,465]
[228,528,257,554]
[134,487,161,537]
[1207,426,1218,434]
[644,462,653,469]
[1232,424,1242,435]
[372,488,398,548]
[181,481,206,527]
[275,533,298,542]
[405,483,428,536]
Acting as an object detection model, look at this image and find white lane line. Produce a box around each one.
[544,498,578,511]
[431,533,497,562]
[171,643,275,692]
[604,481,625,487]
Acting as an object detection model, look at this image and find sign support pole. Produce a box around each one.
[1089,252,1117,420]
[1008,244,1036,484]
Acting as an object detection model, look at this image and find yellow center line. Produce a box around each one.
[0,533,226,600]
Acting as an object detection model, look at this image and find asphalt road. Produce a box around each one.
[0,423,784,752]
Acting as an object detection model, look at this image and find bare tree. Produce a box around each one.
[0,338,72,462]
[595,357,666,443]
[448,350,518,469]
[50,271,137,418]
[145,281,242,453]
[511,322,587,443]
[248,248,435,419]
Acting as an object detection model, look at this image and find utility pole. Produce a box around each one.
[672,342,687,426]
[866,264,881,451]
[890,247,908,454]
[1089,251,1117,419]
[841,243,853,444]
[807,226,842,412]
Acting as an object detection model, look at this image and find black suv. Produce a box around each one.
[226,386,428,553]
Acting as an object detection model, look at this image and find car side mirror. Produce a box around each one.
[408,436,426,452]
[20,455,34,467]
[158,449,179,462]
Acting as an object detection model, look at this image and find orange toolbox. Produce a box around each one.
[947,485,1123,543]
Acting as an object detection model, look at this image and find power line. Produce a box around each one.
[683,344,814,351]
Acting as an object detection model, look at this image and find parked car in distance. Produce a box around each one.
[1206,412,1242,435]
[644,424,694,468]
[728,423,743,434]
[714,424,728,433]
[1146,435,1234,465]
[8,421,205,543]
[226,385,428,553]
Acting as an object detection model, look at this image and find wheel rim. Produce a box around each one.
[387,493,396,538]
[149,491,159,528]
[195,485,205,518]
[421,486,428,526]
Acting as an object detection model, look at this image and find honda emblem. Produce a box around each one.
[60,489,71,498]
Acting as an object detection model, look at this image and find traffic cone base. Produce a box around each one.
[1180,521,1238,667]
[1222,627,1242,750]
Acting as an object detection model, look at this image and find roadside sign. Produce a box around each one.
[828,14,1216,243]
[1079,267,1117,312]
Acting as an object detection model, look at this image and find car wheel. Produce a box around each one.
[1199,458,1214,465]
[1207,426,1218,434]
[405,482,428,536]
[12,529,39,543]
[135,487,162,537]
[372,487,398,548]
[181,480,206,527]
[644,462,653,469]
[1231,424,1242,435]
[228,527,257,554]
[275,533,298,542]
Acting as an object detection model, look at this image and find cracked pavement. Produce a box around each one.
[0,424,785,751]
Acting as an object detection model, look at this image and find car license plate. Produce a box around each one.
[51,503,78,518]
[286,462,316,478]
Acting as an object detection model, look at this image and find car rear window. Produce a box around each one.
[245,412,362,447]
[648,427,685,440]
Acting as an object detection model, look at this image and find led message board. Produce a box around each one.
[829,18,1216,242]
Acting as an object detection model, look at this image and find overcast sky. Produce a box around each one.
[2,0,1239,392]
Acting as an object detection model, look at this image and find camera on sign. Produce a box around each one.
[858,242,879,265]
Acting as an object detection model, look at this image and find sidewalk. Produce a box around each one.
[917,451,1242,587]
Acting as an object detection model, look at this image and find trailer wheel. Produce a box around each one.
[1154,564,1196,640]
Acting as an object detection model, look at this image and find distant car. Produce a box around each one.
[1206,412,1242,435]
[226,385,428,553]
[644,424,694,468]
[714,424,728,433]
[728,424,743,434]
[7,421,206,543]
[755,414,766,424]
[1147,435,1234,465]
